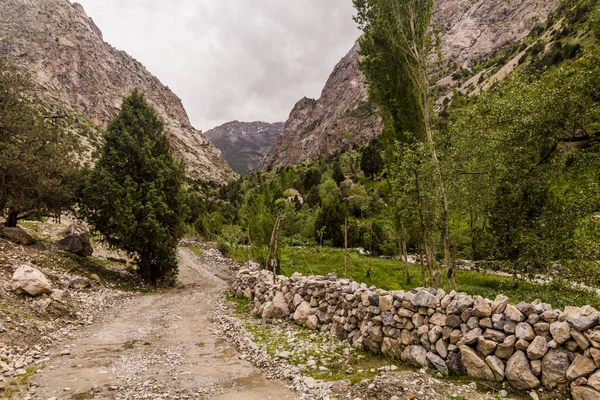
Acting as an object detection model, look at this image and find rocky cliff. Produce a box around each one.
[205,121,284,176]
[261,0,558,170]
[260,42,383,170]
[0,0,234,183]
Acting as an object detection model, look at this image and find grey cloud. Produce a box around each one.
[76,0,360,131]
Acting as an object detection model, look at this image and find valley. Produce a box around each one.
[1,0,600,399]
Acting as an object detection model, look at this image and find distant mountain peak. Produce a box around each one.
[205,121,284,175]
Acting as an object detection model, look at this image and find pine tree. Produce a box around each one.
[81,90,187,285]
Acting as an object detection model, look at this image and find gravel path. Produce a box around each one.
[29,248,296,399]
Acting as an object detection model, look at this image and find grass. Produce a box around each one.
[1,366,38,399]
[271,246,600,310]
[187,246,204,258]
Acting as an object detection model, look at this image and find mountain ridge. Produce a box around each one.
[206,121,284,175]
[0,0,235,183]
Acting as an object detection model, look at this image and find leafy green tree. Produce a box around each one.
[360,138,385,178]
[80,90,187,285]
[314,200,347,247]
[0,57,82,227]
[354,0,457,289]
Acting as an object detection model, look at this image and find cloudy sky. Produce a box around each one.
[75,0,360,132]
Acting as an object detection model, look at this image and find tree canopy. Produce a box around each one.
[0,57,82,227]
[80,90,187,285]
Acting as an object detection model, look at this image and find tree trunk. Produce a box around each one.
[414,170,434,287]
[344,218,348,279]
[418,249,426,285]
[272,212,283,284]
[422,83,457,291]
[401,237,411,284]
[5,209,18,228]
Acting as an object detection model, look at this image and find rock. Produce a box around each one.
[0,227,35,245]
[447,351,467,376]
[368,325,383,342]
[568,314,599,332]
[572,330,591,350]
[459,328,482,345]
[506,351,540,390]
[402,345,429,368]
[473,296,492,317]
[531,359,542,376]
[50,289,65,303]
[293,301,313,324]
[11,265,52,296]
[411,290,439,308]
[306,315,319,330]
[379,295,393,312]
[426,352,448,375]
[527,336,548,360]
[516,339,530,351]
[484,328,506,342]
[477,337,497,357]
[516,322,535,341]
[567,355,596,381]
[459,345,495,381]
[69,277,90,290]
[485,355,505,381]
[262,292,290,320]
[496,337,516,360]
[505,305,525,322]
[381,337,403,359]
[435,338,448,359]
[550,321,571,344]
[429,313,446,326]
[542,348,570,388]
[587,370,600,391]
[492,294,509,313]
[572,386,600,400]
[56,233,93,257]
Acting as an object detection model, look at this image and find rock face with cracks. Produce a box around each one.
[233,267,600,397]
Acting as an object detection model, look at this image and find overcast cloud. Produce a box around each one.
[75,0,360,131]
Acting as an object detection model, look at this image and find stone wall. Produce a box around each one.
[231,267,600,399]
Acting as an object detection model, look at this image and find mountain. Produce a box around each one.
[0,0,234,183]
[261,0,559,170]
[260,42,383,170]
[205,121,284,175]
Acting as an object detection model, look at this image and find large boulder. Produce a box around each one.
[506,351,540,390]
[11,265,52,296]
[411,290,439,308]
[402,345,429,368]
[542,348,570,388]
[572,386,600,400]
[56,232,93,257]
[459,345,495,381]
[566,355,597,381]
[293,301,313,324]
[0,227,35,246]
[262,292,290,320]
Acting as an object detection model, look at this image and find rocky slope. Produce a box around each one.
[261,0,558,170]
[260,42,383,170]
[206,121,284,175]
[0,0,234,183]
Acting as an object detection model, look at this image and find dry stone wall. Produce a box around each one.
[231,267,600,398]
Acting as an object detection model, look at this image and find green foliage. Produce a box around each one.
[314,200,347,247]
[0,56,83,226]
[80,90,187,285]
[359,138,385,178]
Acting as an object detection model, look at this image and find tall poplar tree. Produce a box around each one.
[354,0,457,289]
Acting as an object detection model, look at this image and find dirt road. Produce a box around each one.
[30,248,297,399]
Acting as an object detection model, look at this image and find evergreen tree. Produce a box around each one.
[332,160,345,184]
[81,90,187,285]
[360,138,385,178]
[0,57,82,227]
